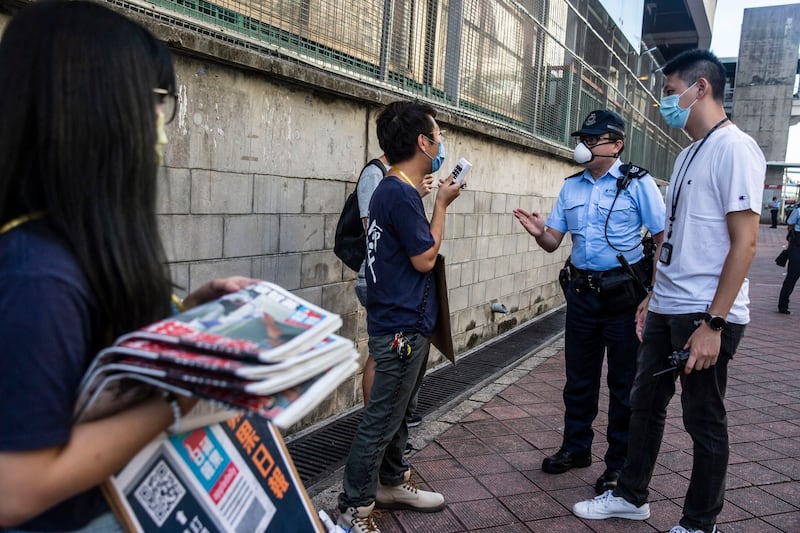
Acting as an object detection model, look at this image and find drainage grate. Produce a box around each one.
[286,307,566,489]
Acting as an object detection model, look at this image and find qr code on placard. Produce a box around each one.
[134,459,186,527]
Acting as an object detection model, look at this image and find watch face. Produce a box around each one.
[708,316,726,331]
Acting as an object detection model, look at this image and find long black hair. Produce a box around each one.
[0,1,174,338]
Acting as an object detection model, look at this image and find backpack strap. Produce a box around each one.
[365,158,386,177]
[351,158,386,192]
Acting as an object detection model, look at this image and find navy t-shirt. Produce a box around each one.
[365,176,438,337]
[0,220,108,531]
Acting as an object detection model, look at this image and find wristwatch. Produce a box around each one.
[702,313,726,331]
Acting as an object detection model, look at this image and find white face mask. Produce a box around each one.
[573,142,593,164]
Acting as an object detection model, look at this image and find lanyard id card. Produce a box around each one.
[659,242,673,265]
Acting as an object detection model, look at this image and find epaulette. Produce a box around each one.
[565,170,584,180]
[616,163,649,191]
[618,163,648,179]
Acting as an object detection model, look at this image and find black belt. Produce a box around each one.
[570,261,644,293]
[572,265,626,277]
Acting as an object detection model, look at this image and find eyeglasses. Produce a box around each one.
[578,135,612,147]
[153,88,178,124]
[423,129,447,142]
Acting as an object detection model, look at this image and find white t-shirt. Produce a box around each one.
[650,124,766,324]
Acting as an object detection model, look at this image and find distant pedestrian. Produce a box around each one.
[778,207,800,314]
[769,196,780,228]
[572,49,766,533]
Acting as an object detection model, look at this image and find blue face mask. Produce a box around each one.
[659,82,698,129]
[424,137,446,173]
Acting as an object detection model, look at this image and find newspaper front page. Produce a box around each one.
[104,414,323,533]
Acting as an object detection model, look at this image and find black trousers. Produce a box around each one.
[615,312,745,532]
[562,278,639,471]
[770,209,779,227]
[779,244,800,311]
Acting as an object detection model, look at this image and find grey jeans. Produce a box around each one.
[338,332,430,511]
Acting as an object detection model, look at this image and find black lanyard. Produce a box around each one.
[667,117,729,239]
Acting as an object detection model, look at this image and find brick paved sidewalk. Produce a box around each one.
[318,225,799,532]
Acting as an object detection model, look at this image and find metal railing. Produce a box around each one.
[122,0,686,179]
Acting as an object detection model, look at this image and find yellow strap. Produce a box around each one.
[388,167,416,188]
[0,211,45,235]
[170,293,186,312]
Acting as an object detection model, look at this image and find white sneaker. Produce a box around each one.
[337,502,381,533]
[376,469,445,512]
[670,525,717,533]
[572,490,650,520]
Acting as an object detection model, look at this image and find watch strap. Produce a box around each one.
[703,313,726,331]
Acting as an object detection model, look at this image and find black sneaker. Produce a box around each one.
[779,308,791,314]
[407,413,423,427]
[541,449,592,474]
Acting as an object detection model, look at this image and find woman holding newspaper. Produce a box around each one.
[0,3,256,531]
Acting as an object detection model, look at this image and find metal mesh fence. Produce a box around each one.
[123,0,686,179]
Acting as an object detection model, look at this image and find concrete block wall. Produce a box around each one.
[0,7,577,431]
[153,51,576,429]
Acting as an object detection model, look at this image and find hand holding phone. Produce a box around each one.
[451,158,472,188]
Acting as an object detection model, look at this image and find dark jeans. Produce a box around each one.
[770,209,779,227]
[778,244,800,311]
[562,278,639,471]
[338,332,430,511]
[615,312,745,532]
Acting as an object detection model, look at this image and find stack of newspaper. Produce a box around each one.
[73,281,359,430]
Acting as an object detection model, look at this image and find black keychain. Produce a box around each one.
[391,332,412,361]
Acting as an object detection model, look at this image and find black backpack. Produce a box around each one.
[334,159,386,271]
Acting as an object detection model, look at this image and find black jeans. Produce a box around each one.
[562,278,639,471]
[770,209,779,227]
[778,244,800,311]
[615,312,745,532]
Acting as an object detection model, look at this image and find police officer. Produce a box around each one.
[513,110,665,494]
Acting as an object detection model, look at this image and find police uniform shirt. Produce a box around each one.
[546,158,666,271]
[788,207,800,227]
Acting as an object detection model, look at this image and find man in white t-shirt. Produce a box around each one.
[572,49,766,533]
